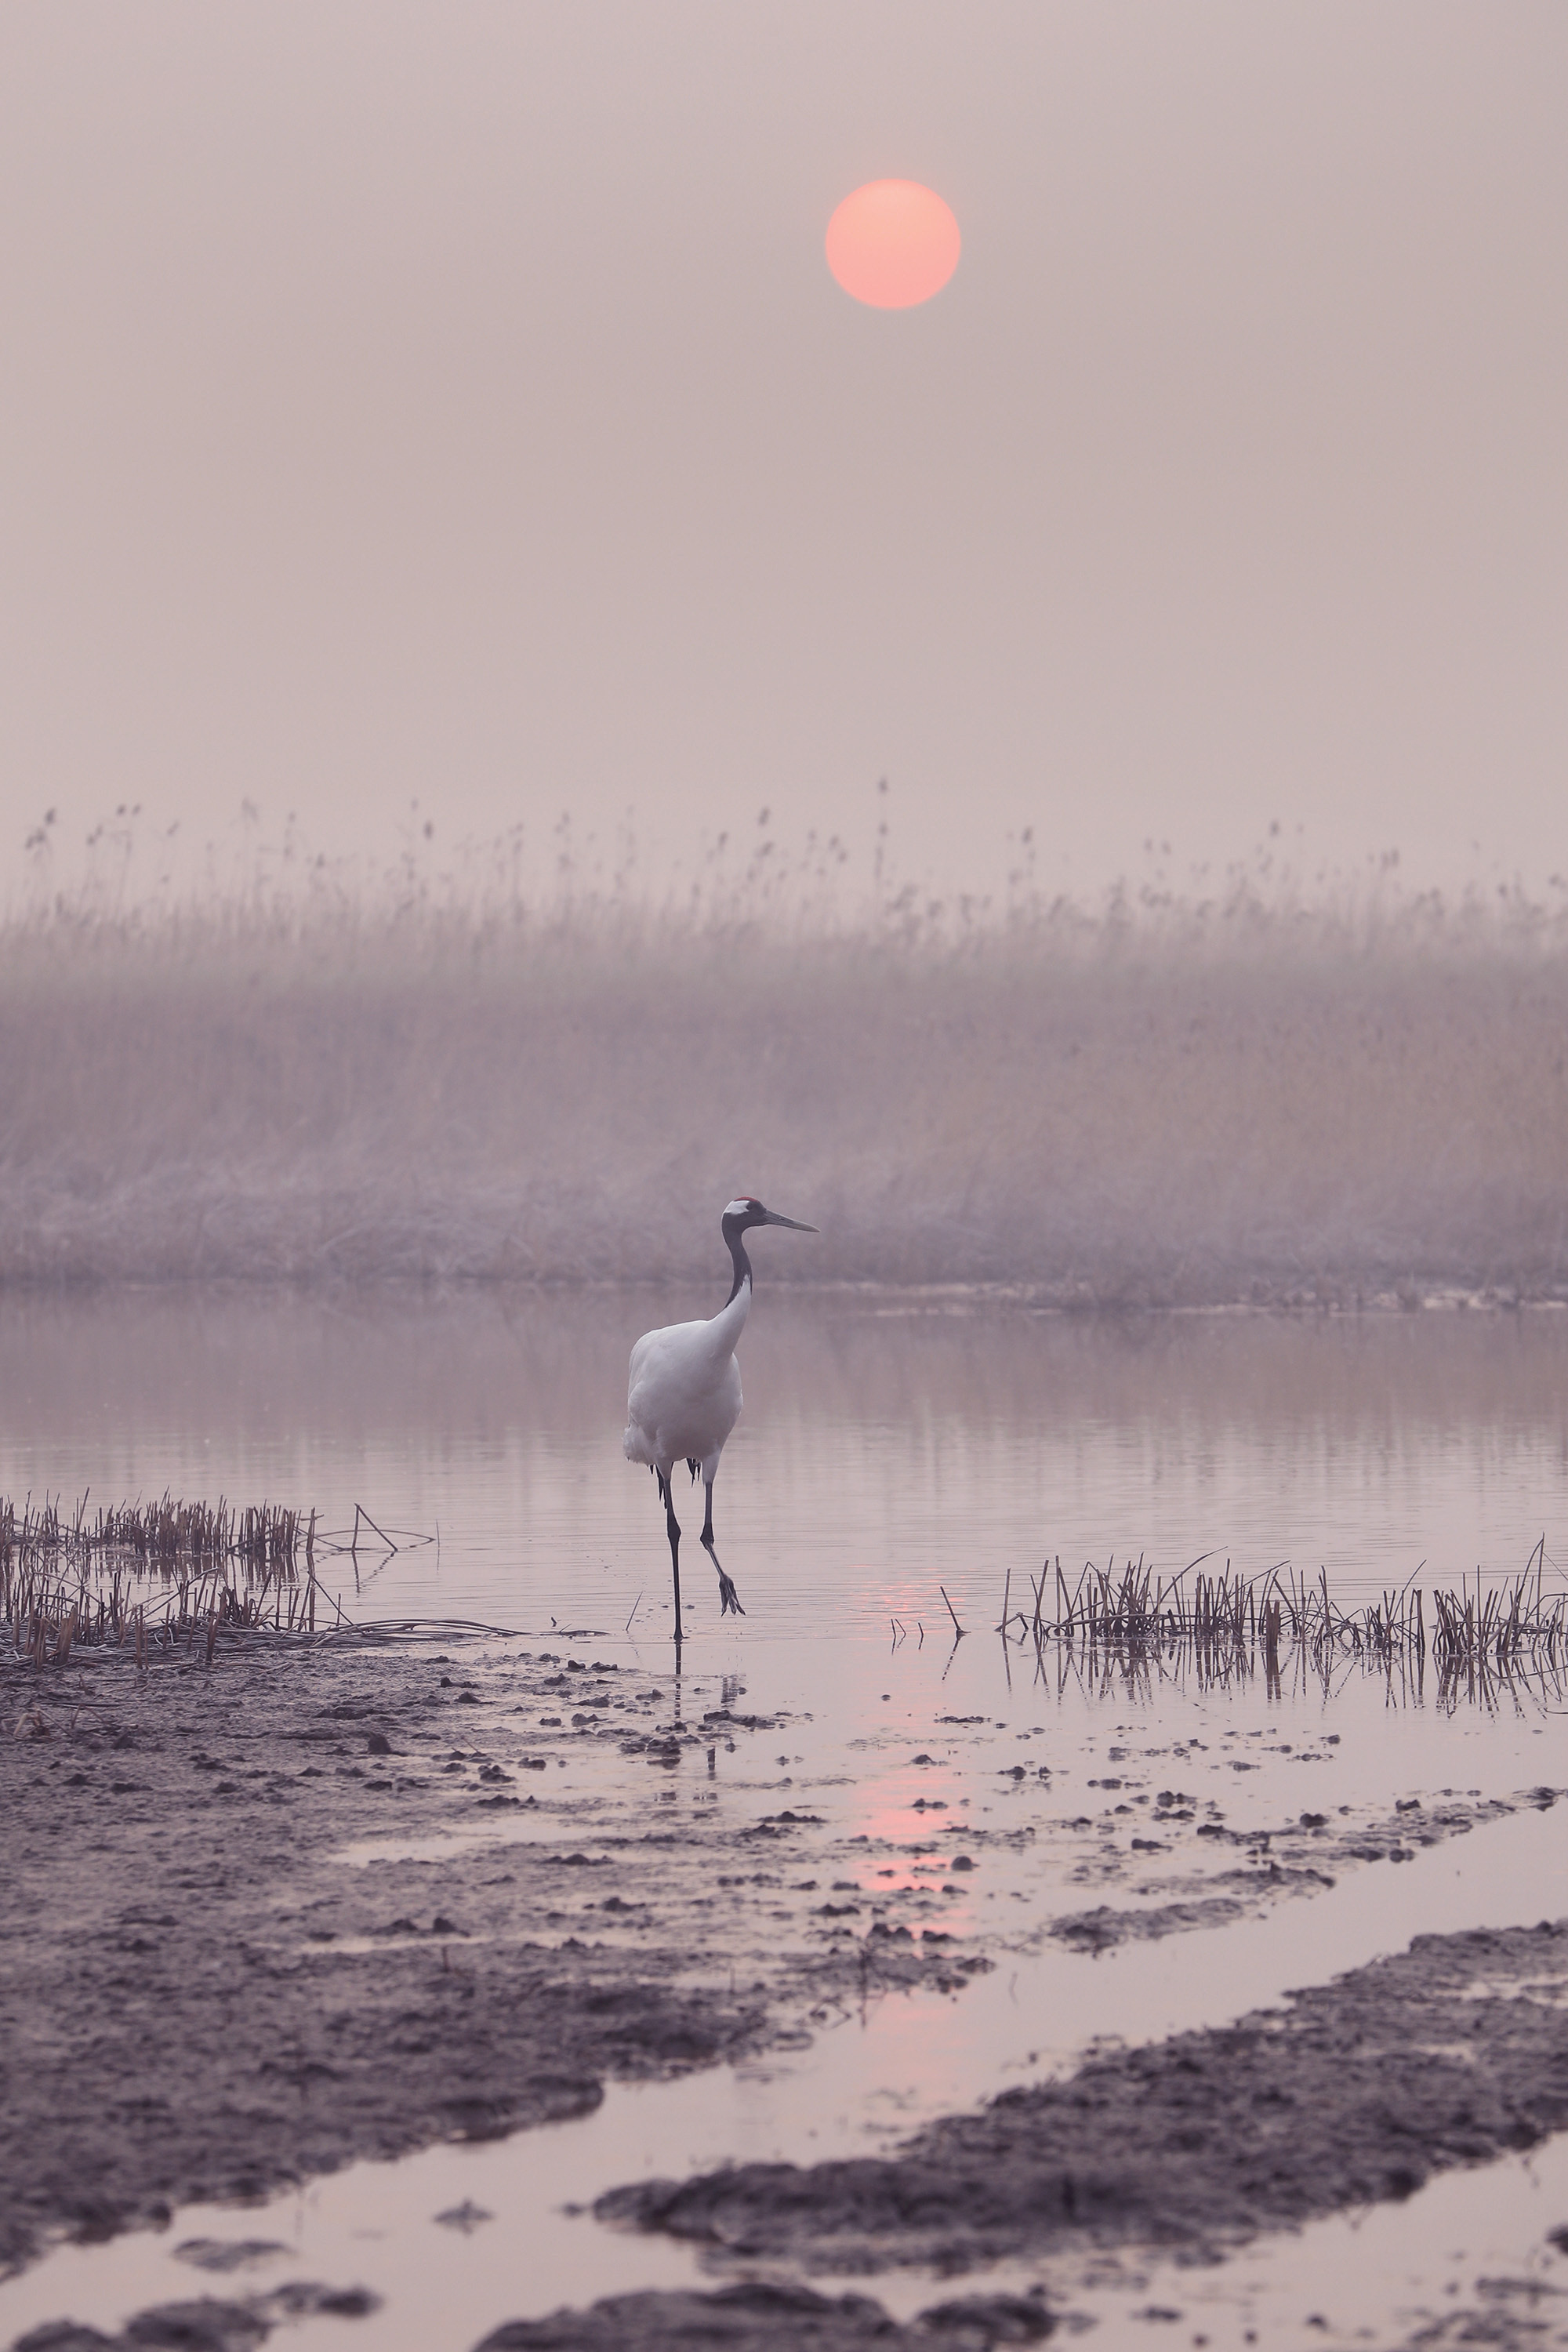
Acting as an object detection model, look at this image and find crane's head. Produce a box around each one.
[723,1196,818,1236]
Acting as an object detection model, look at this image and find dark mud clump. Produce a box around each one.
[1047,1896,1248,1951]
[14,2301,268,2352]
[14,2281,380,2351]
[474,2280,1055,2350]
[598,1919,1568,2274]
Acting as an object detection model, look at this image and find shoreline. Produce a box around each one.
[2,1275,1567,1313]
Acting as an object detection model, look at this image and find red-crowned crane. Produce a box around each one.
[625,1197,816,1635]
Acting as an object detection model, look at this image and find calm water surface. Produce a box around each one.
[5,1286,1565,1645]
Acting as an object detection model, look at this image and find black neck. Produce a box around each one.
[722,1216,753,1306]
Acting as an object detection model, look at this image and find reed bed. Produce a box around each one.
[0,1492,329,1667]
[5,858,1568,1300]
[995,1539,1567,1710]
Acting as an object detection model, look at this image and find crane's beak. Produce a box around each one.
[763,1210,818,1232]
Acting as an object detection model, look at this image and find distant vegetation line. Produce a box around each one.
[2,877,1566,1300]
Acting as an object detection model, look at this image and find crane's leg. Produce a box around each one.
[701,1478,745,1617]
[656,1468,683,1644]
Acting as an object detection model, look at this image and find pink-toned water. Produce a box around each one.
[3,1287,1564,1645]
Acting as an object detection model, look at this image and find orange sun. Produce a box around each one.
[825,180,960,310]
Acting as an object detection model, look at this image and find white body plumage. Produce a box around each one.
[623,1280,749,1486]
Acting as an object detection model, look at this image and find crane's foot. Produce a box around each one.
[703,1537,745,1617]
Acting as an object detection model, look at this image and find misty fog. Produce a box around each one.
[5,864,1564,1304]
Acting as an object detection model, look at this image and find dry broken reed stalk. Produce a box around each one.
[999,1537,1567,1710]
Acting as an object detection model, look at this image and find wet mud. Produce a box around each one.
[477,2280,1056,2350]
[599,1917,1568,2278]
[1025,1786,1532,1957]
[0,1638,970,2285]
[15,2283,377,2352]
[16,2281,1058,2352]
[8,1639,1564,2352]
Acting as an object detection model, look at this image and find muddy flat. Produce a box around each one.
[0,1634,968,2285]
[5,1635,1566,2352]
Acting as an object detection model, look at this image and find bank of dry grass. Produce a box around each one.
[2,884,1567,1300]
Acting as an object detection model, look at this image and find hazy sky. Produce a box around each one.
[3,3,1564,908]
